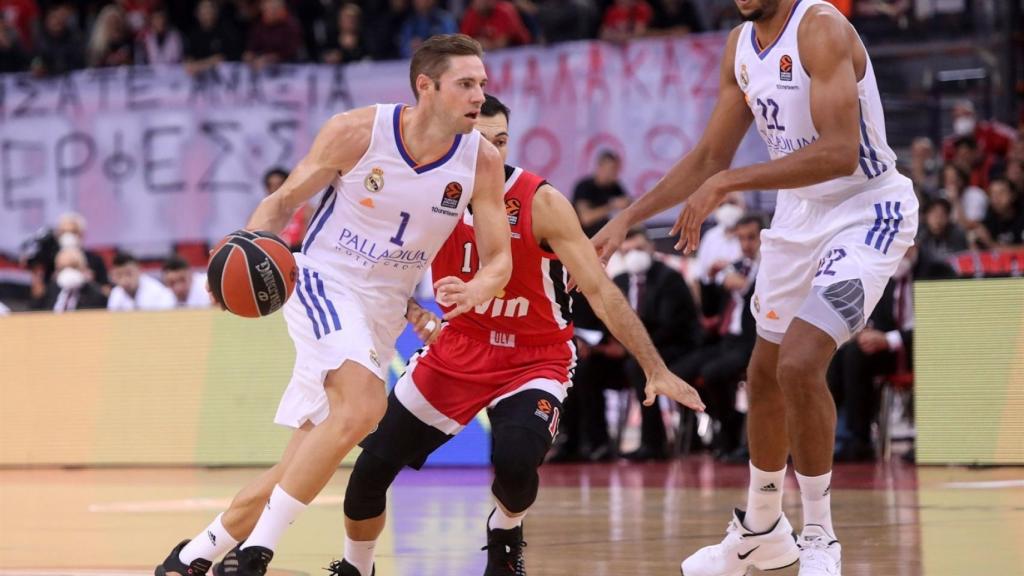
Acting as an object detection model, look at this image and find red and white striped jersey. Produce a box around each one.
[432,165,574,347]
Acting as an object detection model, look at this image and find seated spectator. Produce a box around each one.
[907,136,940,197]
[673,215,762,459]
[88,4,136,68]
[942,100,1017,188]
[161,256,211,309]
[24,213,110,302]
[647,0,704,36]
[0,20,29,72]
[264,167,310,251]
[917,198,968,263]
[108,252,177,311]
[321,3,367,64]
[936,164,987,231]
[117,0,155,33]
[185,0,243,74]
[600,0,653,42]
[53,212,110,290]
[614,227,703,461]
[31,5,85,75]
[0,0,38,51]
[572,150,631,238]
[139,8,183,65]
[460,0,532,50]
[693,194,743,316]
[399,0,457,58]
[829,249,915,462]
[31,247,108,313]
[244,0,304,68]
[975,179,1024,249]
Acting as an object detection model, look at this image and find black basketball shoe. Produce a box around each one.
[482,510,527,576]
[154,540,212,576]
[325,559,375,576]
[212,543,242,576]
[233,546,274,576]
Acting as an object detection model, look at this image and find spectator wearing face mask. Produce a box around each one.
[613,227,703,461]
[108,251,177,312]
[31,247,108,312]
[936,164,987,231]
[693,193,744,318]
[942,101,1017,189]
[161,255,211,309]
[22,212,109,303]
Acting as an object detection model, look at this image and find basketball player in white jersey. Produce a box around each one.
[593,1,918,575]
[155,34,512,576]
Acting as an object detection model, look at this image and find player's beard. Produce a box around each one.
[739,0,781,21]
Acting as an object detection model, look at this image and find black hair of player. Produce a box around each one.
[481,94,511,122]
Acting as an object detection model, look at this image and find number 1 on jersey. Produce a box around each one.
[461,241,475,273]
[390,211,410,246]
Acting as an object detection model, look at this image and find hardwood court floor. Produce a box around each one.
[0,457,1022,576]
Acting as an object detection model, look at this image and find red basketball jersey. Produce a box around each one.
[432,165,574,347]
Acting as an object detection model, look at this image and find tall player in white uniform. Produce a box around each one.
[154,34,512,576]
[593,1,917,575]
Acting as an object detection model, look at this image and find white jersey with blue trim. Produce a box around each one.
[296,103,481,311]
[734,0,898,204]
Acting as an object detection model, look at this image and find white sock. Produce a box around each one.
[745,461,786,533]
[179,513,240,564]
[796,470,835,537]
[241,485,307,552]
[344,536,377,576]
[488,506,525,530]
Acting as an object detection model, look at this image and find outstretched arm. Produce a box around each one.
[246,106,375,233]
[534,185,705,411]
[592,25,752,260]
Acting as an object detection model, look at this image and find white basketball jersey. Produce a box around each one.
[296,103,480,310]
[734,0,897,203]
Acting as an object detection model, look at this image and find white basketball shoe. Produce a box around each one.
[797,524,842,575]
[680,509,800,576]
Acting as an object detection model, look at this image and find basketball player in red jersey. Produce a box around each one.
[333,95,705,576]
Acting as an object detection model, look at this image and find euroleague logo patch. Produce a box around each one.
[505,198,521,226]
[534,398,552,421]
[779,54,793,82]
[441,181,463,209]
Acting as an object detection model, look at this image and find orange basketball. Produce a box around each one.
[207,230,297,318]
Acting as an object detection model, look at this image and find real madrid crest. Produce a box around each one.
[740,64,749,90]
[364,167,384,193]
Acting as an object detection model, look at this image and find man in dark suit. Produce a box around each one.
[614,227,703,460]
[673,214,763,459]
[31,247,108,312]
[828,251,915,462]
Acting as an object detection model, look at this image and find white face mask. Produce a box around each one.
[953,116,976,136]
[56,267,86,290]
[58,232,81,249]
[715,203,743,229]
[623,249,652,275]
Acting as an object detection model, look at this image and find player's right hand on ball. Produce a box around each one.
[644,368,705,412]
[433,276,487,320]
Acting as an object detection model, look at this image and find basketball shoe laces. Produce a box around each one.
[798,532,839,571]
[481,537,528,575]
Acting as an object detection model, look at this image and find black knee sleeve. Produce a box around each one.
[491,426,549,514]
[343,449,403,521]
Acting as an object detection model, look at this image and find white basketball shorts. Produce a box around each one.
[274,265,403,428]
[752,172,919,346]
